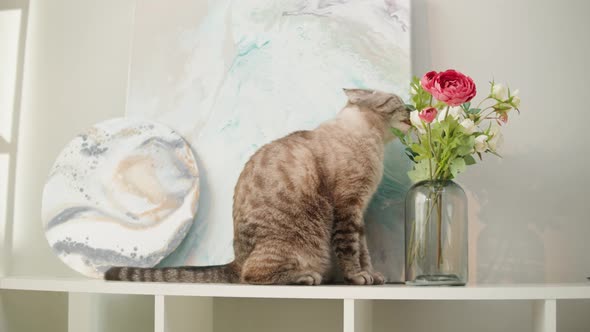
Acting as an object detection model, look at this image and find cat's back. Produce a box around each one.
[234,130,324,199]
[233,125,380,208]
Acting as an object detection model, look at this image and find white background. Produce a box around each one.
[1,0,589,331]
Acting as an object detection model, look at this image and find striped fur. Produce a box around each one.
[105,89,409,285]
[104,263,239,283]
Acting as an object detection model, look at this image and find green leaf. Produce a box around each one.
[405,147,417,157]
[464,154,476,165]
[412,94,420,105]
[449,158,466,178]
[469,108,482,114]
[405,104,416,111]
[434,101,446,109]
[456,136,475,156]
[430,123,443,140]
[488,150,503,158]
[408,159,432,182]
[405,147,416,162]
[439,118,451,133]
[494,103,512,111]
[410,143,428,156]
[462,102,471,111]
[391,127,405,141]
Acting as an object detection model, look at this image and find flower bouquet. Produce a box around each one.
[393,69,521,285]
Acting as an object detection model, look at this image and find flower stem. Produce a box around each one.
[475,96,492,109]
[427,124,435,179]
[418,191,439,258]
[436,191,443,269]
[479,107,498,121]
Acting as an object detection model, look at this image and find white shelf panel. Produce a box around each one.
[1,276,590,300]
[154,295,165,332]
[534,299,557,332]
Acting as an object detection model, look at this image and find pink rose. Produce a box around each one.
[430,69,476,106]
[419,107,438,123]
[420,71,438,93]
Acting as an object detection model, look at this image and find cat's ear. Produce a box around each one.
[343,88,374,104]
[372,93,405,114]
[344,89,404,114]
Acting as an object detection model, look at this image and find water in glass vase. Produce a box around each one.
[405,180,468,286]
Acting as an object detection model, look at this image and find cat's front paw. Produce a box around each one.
[371,271,385,285]
[294,272,323,285]
[345,271,385,285]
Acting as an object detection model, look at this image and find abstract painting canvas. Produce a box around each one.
[42,118,200,278]
[127,0,412,282]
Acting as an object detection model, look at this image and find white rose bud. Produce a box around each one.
[474,135,488,153]
[460,119,477,135]
[437,106,463,122]
[511,95,521,108]
[410,110,426,134]
[488,133,503,151]
[488,124,504,151]
[491,83,509,101]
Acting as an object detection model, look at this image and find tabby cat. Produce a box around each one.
[105,88,410,285]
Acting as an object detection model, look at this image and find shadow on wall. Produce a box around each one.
[464,149,575,283]
[467,185,546,284]
[0,0,29,277]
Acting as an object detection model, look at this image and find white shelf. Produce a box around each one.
[1,276,589,300]
[2,276,589,332]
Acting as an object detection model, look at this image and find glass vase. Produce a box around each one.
[405,180,468,286]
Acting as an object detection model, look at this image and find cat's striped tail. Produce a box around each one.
[104,262,240,283]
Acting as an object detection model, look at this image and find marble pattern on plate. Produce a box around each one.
[42,118,200,278]
[127,0,411,282]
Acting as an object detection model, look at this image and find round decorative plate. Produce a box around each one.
[41,118,200,278]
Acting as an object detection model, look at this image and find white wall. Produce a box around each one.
[1,0,589,331]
